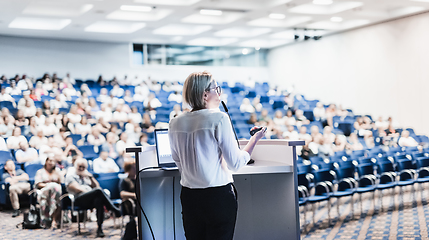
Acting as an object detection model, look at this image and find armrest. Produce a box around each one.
[399,170,416,181]
[338,178,355,191]
[315,181,332,196]
[379,172,396,184]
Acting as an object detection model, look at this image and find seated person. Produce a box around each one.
[63,136,83,161]
[93,150,120,173]
[398,130,419,147]
[29,129,49,150]
[120,161,137,216]
[15,141,39,165]
[34,156,63,228]
[65,158,121,238]
[2,160,30,217]
[7,127,27,150]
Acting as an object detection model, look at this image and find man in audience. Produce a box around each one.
[15,141,39,165]
[93,150,120,173]
[101,132,119,160]
[3,159,30,217]
[398,130,419,147]
[65,158,121,237]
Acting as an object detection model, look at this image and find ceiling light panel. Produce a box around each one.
[200,9,222,16]
[214,27,271,38]
[8,17,71,30]
[107,9,172,21]
[120,5,152,12]
[134,0,200,6]
[306,19,370,30]
[269,13,286,19]
[153,24,212,35]
[239,38,293,48]
[187,37,238,46]
[85,21,145,33]
[269,30,296,39]
[288,1,363,15]
[182,12,244,25]
[22,2,93,17]
[200,0,293,11]
[247,16,312,28]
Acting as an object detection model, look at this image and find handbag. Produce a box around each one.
[22,205,41,229]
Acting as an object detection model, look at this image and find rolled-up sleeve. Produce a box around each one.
[215,114,250,171]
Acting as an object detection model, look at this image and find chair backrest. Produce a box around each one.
[412,152,425,160]
[0,151,13,163]
[313,169,335,183]
[358,157,375,166]
[69,134,82,145]
[336,166,355,180]
[397,159,416,171]
[377,161,395,174]
[97,177,121,199]
[298,173,309,189]
[417,157,429,169]
[297,164,312,174]
[24,163,44,179]
[357,164,375,177]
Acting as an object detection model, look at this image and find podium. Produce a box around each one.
[126,139,304,240]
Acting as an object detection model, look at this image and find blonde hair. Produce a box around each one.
[183,71,213,110]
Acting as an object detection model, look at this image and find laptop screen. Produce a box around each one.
[154,129,176,168]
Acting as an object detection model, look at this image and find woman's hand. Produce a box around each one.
[250,126,267,141]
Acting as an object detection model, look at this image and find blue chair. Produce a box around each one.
[0,151,14,163]
[78,145,99,161]
[69,134,82,146]
[376,161,397,211]
[308,169,335,226]
[356,164,377,215]
[24,164,44,182]
[332,167,357,219]
[396,159,417,207]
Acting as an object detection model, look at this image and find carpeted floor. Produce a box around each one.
[0,208,125,239]
[301,184,429,240]
[1,185,428,239]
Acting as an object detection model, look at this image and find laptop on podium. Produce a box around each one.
[154,129,177,170]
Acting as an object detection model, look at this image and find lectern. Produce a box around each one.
[126,139,304,240]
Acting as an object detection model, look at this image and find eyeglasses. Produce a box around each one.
[206,86,222,95]
[78,165,86,170]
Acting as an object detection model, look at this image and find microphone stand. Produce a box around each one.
[221,101,255,164]
[221,101,240,148]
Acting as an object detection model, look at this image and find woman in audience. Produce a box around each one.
[7,127,27,150]
[94,117,110,133]
[63,136,83,161]
[141,113,155,133]
[347,133,364,151]
[29,129,48,149]
[240,98,255,113]
[128,106,143,124]
[295,109,310,127]
[34,156,63,228]
[22,99,37,118]
[313,102,326,122]
[86,127,106,147]
[332,135,347,152]
[273,110,286,127]
[284,110,296,126]
[67,105,82,124]
[398,130,419,147]
[120,161,137,231]
[42,100,51,115]
[34,108,46,126]
[53,127,68,148]
[60,114,75,134]
[14,109,29,128]
[75,116,92,137]
[318,136,334,157]
[136,133,150,147]
[323,126,336,144]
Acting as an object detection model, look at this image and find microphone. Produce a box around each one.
[221,101,240,148]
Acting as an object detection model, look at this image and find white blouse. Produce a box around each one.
[169,109,250,189]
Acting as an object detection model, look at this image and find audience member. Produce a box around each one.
[29,130,48,149]
[240,98,255,113]
[65,158,121,238]
[141,113,155,133]
[101,132,119,160]
[313,102,326,122]
[63,136,83,161]
[284,110,296,126]
[136,133,150,147]
[7,127,27,150]
[34,156,63,228]
[86,127,106,147]
[3,160,30,217]
[93,150,120,173]
[75,116,92,137]
[169,104,182,120]
[15,141,39,165]
[398,130,419,147]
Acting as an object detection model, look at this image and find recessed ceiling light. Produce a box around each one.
[330,16,343,22]
[85,21,145,33]
[313,0,333,5]
[255,46,260,50]
[8,17,71,30]
[120,5,152,12]
[242,48,249,55]
[200,9,222,16]
[269,13,286,19]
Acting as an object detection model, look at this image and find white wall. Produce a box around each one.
[268,12,429,136]
[0,35,269,83]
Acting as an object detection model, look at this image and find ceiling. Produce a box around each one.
[0,0,428,49]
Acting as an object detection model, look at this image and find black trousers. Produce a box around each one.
[74,188,117,227]
[180,183,238,240]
